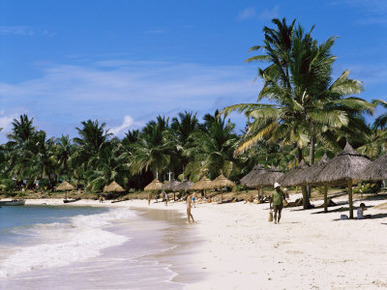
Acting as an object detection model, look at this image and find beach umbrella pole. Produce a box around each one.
[324,185,328,213]
[348,180,353,219]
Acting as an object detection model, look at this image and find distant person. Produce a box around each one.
[164,191,169,206]
[187,194,195,223]
[147,193,151,206]
[357,203,371,219]
[271,182,285,224]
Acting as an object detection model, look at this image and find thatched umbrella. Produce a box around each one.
[144,179,163,191]
[103,181,125,193]
[240,164,268,201]
[240,165,267,187]
[57,181,75,191]
[259,167,285,188]
[302,154,330,212]
[176,180,193,191]
[162,180,181,191]
[314,143,371,219]
[57,181,75,199]
[191,176,213,191]
[279,160,310,187]
[211,174,236,201]
[162,180,181,200]
[358,154,387,181]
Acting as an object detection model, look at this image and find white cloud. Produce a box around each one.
[109,115,144,136]
[0,111,20,140]
[237,7,256,20]
[0,59,260,142]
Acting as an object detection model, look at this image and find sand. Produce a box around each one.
[25,195,387,289]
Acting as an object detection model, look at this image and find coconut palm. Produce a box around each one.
[86,139,130,192]
[72,119,112,188]
[130,116,173,180]
[55,135,74,181]
[184,111,238,181]
[372,99,387,130]
[222,18,373,208]
[170,111,200,178]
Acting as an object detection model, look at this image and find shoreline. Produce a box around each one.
[23,196,387,289]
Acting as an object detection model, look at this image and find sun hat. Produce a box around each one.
[274,182,281,188]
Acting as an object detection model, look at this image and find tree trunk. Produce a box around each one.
[298,146,311,209]
[348,180,353,219]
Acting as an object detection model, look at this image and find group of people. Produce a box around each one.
[146,182,371,225]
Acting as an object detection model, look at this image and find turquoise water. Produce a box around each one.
[0,205,192,289]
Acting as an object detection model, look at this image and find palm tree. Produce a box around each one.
[170,111,200,179]
[55,135,74,181]
[222,18,373,208]
[86,139,130,192]
[72,119,112,188]
[130,116,173,181]
[372,99,387,130]
[184,111,238,181]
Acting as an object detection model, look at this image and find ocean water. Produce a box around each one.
[0,205,195,289]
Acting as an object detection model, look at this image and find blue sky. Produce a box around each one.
[0,0,386,143]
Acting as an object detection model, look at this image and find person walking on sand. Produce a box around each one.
[187,194,195,223]
[271,182,285,224]
[164,191,169,206]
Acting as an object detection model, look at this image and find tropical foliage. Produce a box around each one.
[0,19,384,196]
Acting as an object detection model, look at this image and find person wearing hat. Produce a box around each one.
[271,182,285,224]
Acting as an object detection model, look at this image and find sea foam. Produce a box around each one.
[0,208,135,278]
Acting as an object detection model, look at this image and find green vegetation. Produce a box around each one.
[0,18,385,198]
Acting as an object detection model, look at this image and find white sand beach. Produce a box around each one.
[25,195,387,289]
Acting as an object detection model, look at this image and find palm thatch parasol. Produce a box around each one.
[313,142,371,219]
[240,165,268,188]
[175,180,193,191]
[302,154,330,212]
[259,167,285,187]
[162,179,181,201]
[191,176,213,191]
[210,174,235,201]
[56,181,75,191]
[103,181,125,193]
[358,154,387,181]
[245,167,284,200]
[279,160,310,187]
[144,179,163,191]
[162,180,181,191]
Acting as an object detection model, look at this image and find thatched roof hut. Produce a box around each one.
[303,154,330,185]
[314,142,371,218]
[162,180,181,191]
[302,154,330,212]
[211,174,235,189]
[175,180,193,191]
[191,176,213,191]
[358,154,387,181]
[314,143,371,186]
[256,167,284,188]
[103,181,125,193]
[144,179,163,191]
[279,160,310,187]
[56,181,75,191]
[240,165,268,188]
